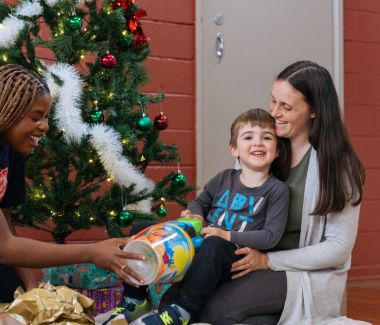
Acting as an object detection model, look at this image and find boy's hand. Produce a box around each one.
[90,238,146,288]
[180,210,204,222]
[201,227,231,241]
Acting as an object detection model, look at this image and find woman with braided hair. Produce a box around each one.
[0,64,144,302]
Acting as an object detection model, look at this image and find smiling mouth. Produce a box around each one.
[251,151,265,157]
[29,135,44,146]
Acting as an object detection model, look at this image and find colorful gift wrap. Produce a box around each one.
[123,222,195,285]
[147,283,171,310]
[75,285,124,316]
[42,263,122,290]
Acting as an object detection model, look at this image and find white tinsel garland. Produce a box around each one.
[0,0,42,47]
[44,63,154,212]
[0,0,86,48]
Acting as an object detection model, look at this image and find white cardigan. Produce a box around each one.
[267,148,362,325]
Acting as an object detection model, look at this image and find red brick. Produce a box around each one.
[345,0,380,13]
[16,226,54,241]
[145,165,195,184]
[351,136,380,168]
[352,232,380,266]
[349,265,380,279]
[345,42,380,74]
[345,105,380,136]
[345,73,380,106]
[344,9,380,43]
[139,0,194,24]
[362,169,380,200]
[142,58,195,95]
[145,95,195,131]
[158,130,195,165]
[144,21,194,60]
[358,200,380,233]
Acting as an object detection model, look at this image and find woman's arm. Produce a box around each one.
[2,208,38,290]
[0,209,145,287]
[231,201,360,278]
[267,202,360,271]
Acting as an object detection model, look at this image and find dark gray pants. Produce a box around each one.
[195,269,287,325]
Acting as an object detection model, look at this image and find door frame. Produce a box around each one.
[195,0,344,188]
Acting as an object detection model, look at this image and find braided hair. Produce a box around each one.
[0,64,50,133]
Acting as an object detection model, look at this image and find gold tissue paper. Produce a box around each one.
[1,283,94,324]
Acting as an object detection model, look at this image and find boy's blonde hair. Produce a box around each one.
[230,108,276,147]
[0,64,49,132]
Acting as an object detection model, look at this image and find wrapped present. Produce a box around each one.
[76,285,124,316]
[42,263,122,289]
[147,283,171,310]
[2,283,94,324]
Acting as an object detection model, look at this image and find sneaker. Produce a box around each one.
[101,297,151,324]
[138,305,189,325]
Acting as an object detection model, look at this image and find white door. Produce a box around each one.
[196,0,343,188]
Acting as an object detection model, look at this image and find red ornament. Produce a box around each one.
[128,15,139,32]
[111,0,134,10]
[100,53,117,69]
[154,112,169,130]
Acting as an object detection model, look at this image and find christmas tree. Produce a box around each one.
[0,0,191,243]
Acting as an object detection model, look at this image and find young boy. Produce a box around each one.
[136,108,290,325]
[102,108,290,325]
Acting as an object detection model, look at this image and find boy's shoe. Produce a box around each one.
[138,305,189,325]
[101,297,151,324]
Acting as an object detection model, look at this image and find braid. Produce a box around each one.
[0,64,49,132]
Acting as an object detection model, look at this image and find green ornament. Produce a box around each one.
[157,205,167,217]
[119,210,133,226]
[67,15,83,31]
[172,172,187,188]
[89,109,104,123]
[137,115,152,131]
[117,34,133,48]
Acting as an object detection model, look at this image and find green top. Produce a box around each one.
[274,147,312,251]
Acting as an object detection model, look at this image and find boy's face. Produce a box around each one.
[230,124,278,174]
[2,93,51,154]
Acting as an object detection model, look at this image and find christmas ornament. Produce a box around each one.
[154,112,169,130]
[66,15,82,31]
[139,154,146,162]
[157,205,167,217]
[157,197,167,217]
[137,114,152,131]
[172,171,187,188]
[117,31,133,48]
[88,109,104,123]
[100,52,117,69]
[119,210,133,226]
[111,0,133,10]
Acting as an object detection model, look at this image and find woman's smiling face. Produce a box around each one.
[269,80,315,142]
[2,93,51,154]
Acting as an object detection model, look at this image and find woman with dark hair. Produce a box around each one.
[197,61,365,324]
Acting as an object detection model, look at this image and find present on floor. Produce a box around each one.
[41,263,122,290]
[76,284,124,316]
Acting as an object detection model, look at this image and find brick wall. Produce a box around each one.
[345,1,380,279]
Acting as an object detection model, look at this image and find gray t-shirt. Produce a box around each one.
[188,169,289,250]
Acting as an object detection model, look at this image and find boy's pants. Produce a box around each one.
[169,235,240,313]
